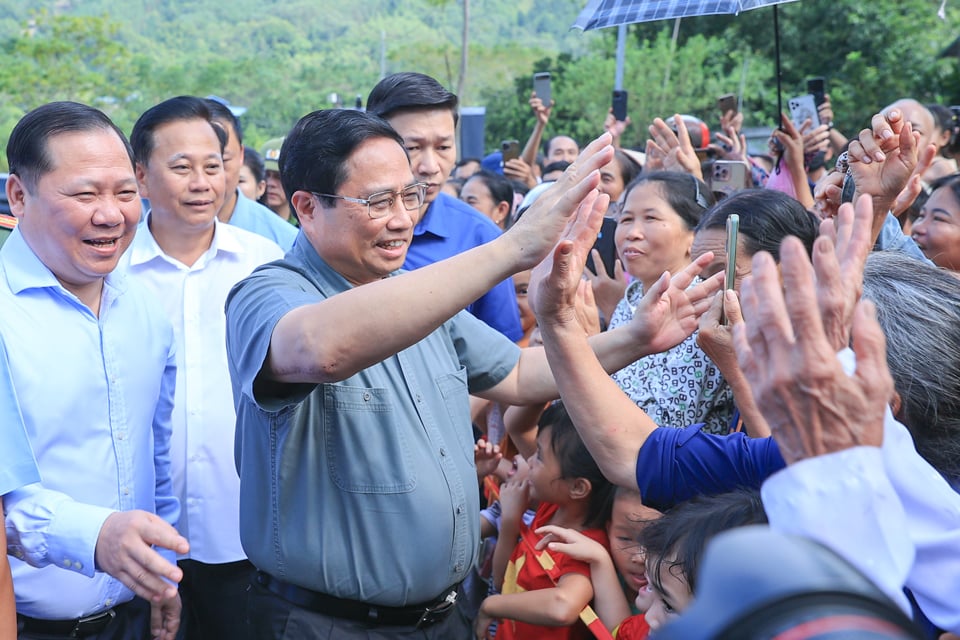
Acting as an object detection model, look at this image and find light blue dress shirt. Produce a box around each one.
[225,234,520,606]
[0,334,41,495]
[228,189,298,252]
[0,229,179,619]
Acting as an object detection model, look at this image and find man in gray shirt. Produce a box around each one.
[224,108,718,638]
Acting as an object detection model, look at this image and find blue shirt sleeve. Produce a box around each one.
[876,212,932,264]
[635,425,786,512]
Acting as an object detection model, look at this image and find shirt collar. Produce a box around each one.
[128,212,243,267]
[413,192,454,239]
[0,225,127,299]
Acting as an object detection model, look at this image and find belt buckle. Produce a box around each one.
[415,590,457,629]
[72,609,115,636]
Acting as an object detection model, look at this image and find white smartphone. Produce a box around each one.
[709,160,750,197]
[788,94,820,130]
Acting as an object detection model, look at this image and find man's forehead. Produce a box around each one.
[44,129,135,177]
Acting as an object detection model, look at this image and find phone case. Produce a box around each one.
[612,90,628,121]
[710,161,750,197]
[788,94,820,130]
[533,73,551,107]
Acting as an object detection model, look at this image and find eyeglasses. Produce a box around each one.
[313,182,427,219]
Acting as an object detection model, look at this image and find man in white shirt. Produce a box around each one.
[126,96,283,640]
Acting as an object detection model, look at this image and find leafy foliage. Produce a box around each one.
[0,0,957,169]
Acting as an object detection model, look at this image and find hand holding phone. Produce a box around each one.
[501,139,520,163]
[612,90,629,122]
[533,72,552,107]
[717,93,738,116]
[721,214,739,325]
[788,94,820,131]
[806,77,826,107]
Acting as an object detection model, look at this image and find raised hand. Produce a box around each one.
[647,115,703,180]
[731,238,893,465]
[504,133,614,271]
[627,253,723,357]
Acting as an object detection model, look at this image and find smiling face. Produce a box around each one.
[136,118,225,235]
[615,181,695,290]
[385,108,457,208]
[9,128,141,307]
[305,136,419,286]
[911,185,960,271]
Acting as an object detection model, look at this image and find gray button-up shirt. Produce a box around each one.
[225,235,520,606]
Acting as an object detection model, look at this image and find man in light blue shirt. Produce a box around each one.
[0,102,189,640]
[205,99,298,252]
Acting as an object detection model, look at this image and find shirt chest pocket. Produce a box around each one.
[323,385,416,494]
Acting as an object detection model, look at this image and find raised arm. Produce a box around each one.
[257,134,615,385]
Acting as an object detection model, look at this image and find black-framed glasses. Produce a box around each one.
[313,182,427,219]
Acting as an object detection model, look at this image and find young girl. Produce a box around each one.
[476,402,616,640]
[536,489,661,639]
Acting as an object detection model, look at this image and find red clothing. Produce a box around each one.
[496,502,610,640]
[614,614,651,640]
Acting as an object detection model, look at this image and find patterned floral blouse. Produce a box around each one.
[608,280,734,435]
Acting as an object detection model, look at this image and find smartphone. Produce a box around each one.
[721,213,740,325]
[612,90,629,122]
[501,139,520,163]
[533,72,552,107]
[709,160,750,196]
[788,94,821,130]
[717,93,738,115]
[806,77,826,107]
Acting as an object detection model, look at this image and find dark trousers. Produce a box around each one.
[176,558,254,640]
[17,597,150,640]
[246,578,473,640]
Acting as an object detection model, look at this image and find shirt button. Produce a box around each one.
[439,448,447,457]
[456,505,464,514]
[416,394,422,403]
[62,559,72,568]
[105,599,113,607]
[455,562,463,572]
[74,561,83,571]
[363,392,371,401]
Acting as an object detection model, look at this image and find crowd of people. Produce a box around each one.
[0,67,959,640]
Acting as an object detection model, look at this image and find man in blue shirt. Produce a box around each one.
[224,108,724,638]
[0,102,189,640]
[367,72,524,341]
[205,99,297,252]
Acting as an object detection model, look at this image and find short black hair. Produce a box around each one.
[538,402,615,529]
[243,146,266,183]
[131,96,227,166]
[622,171,714,230]
[696,189,819,261]
[639,489,767,596]
[465,170,514,208]
[204,97,243,144]
[366,72,459,125]
[279,109,404,206]
[7,101,134,194]
[542,160,571,176]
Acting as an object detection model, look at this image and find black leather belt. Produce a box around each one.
[255,571,459,628]
[17,608,117,638]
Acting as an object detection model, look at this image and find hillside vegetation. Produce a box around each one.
[0,0,958,164]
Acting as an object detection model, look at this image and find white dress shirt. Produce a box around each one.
[125,218,283,564]
[762,348,960,633]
